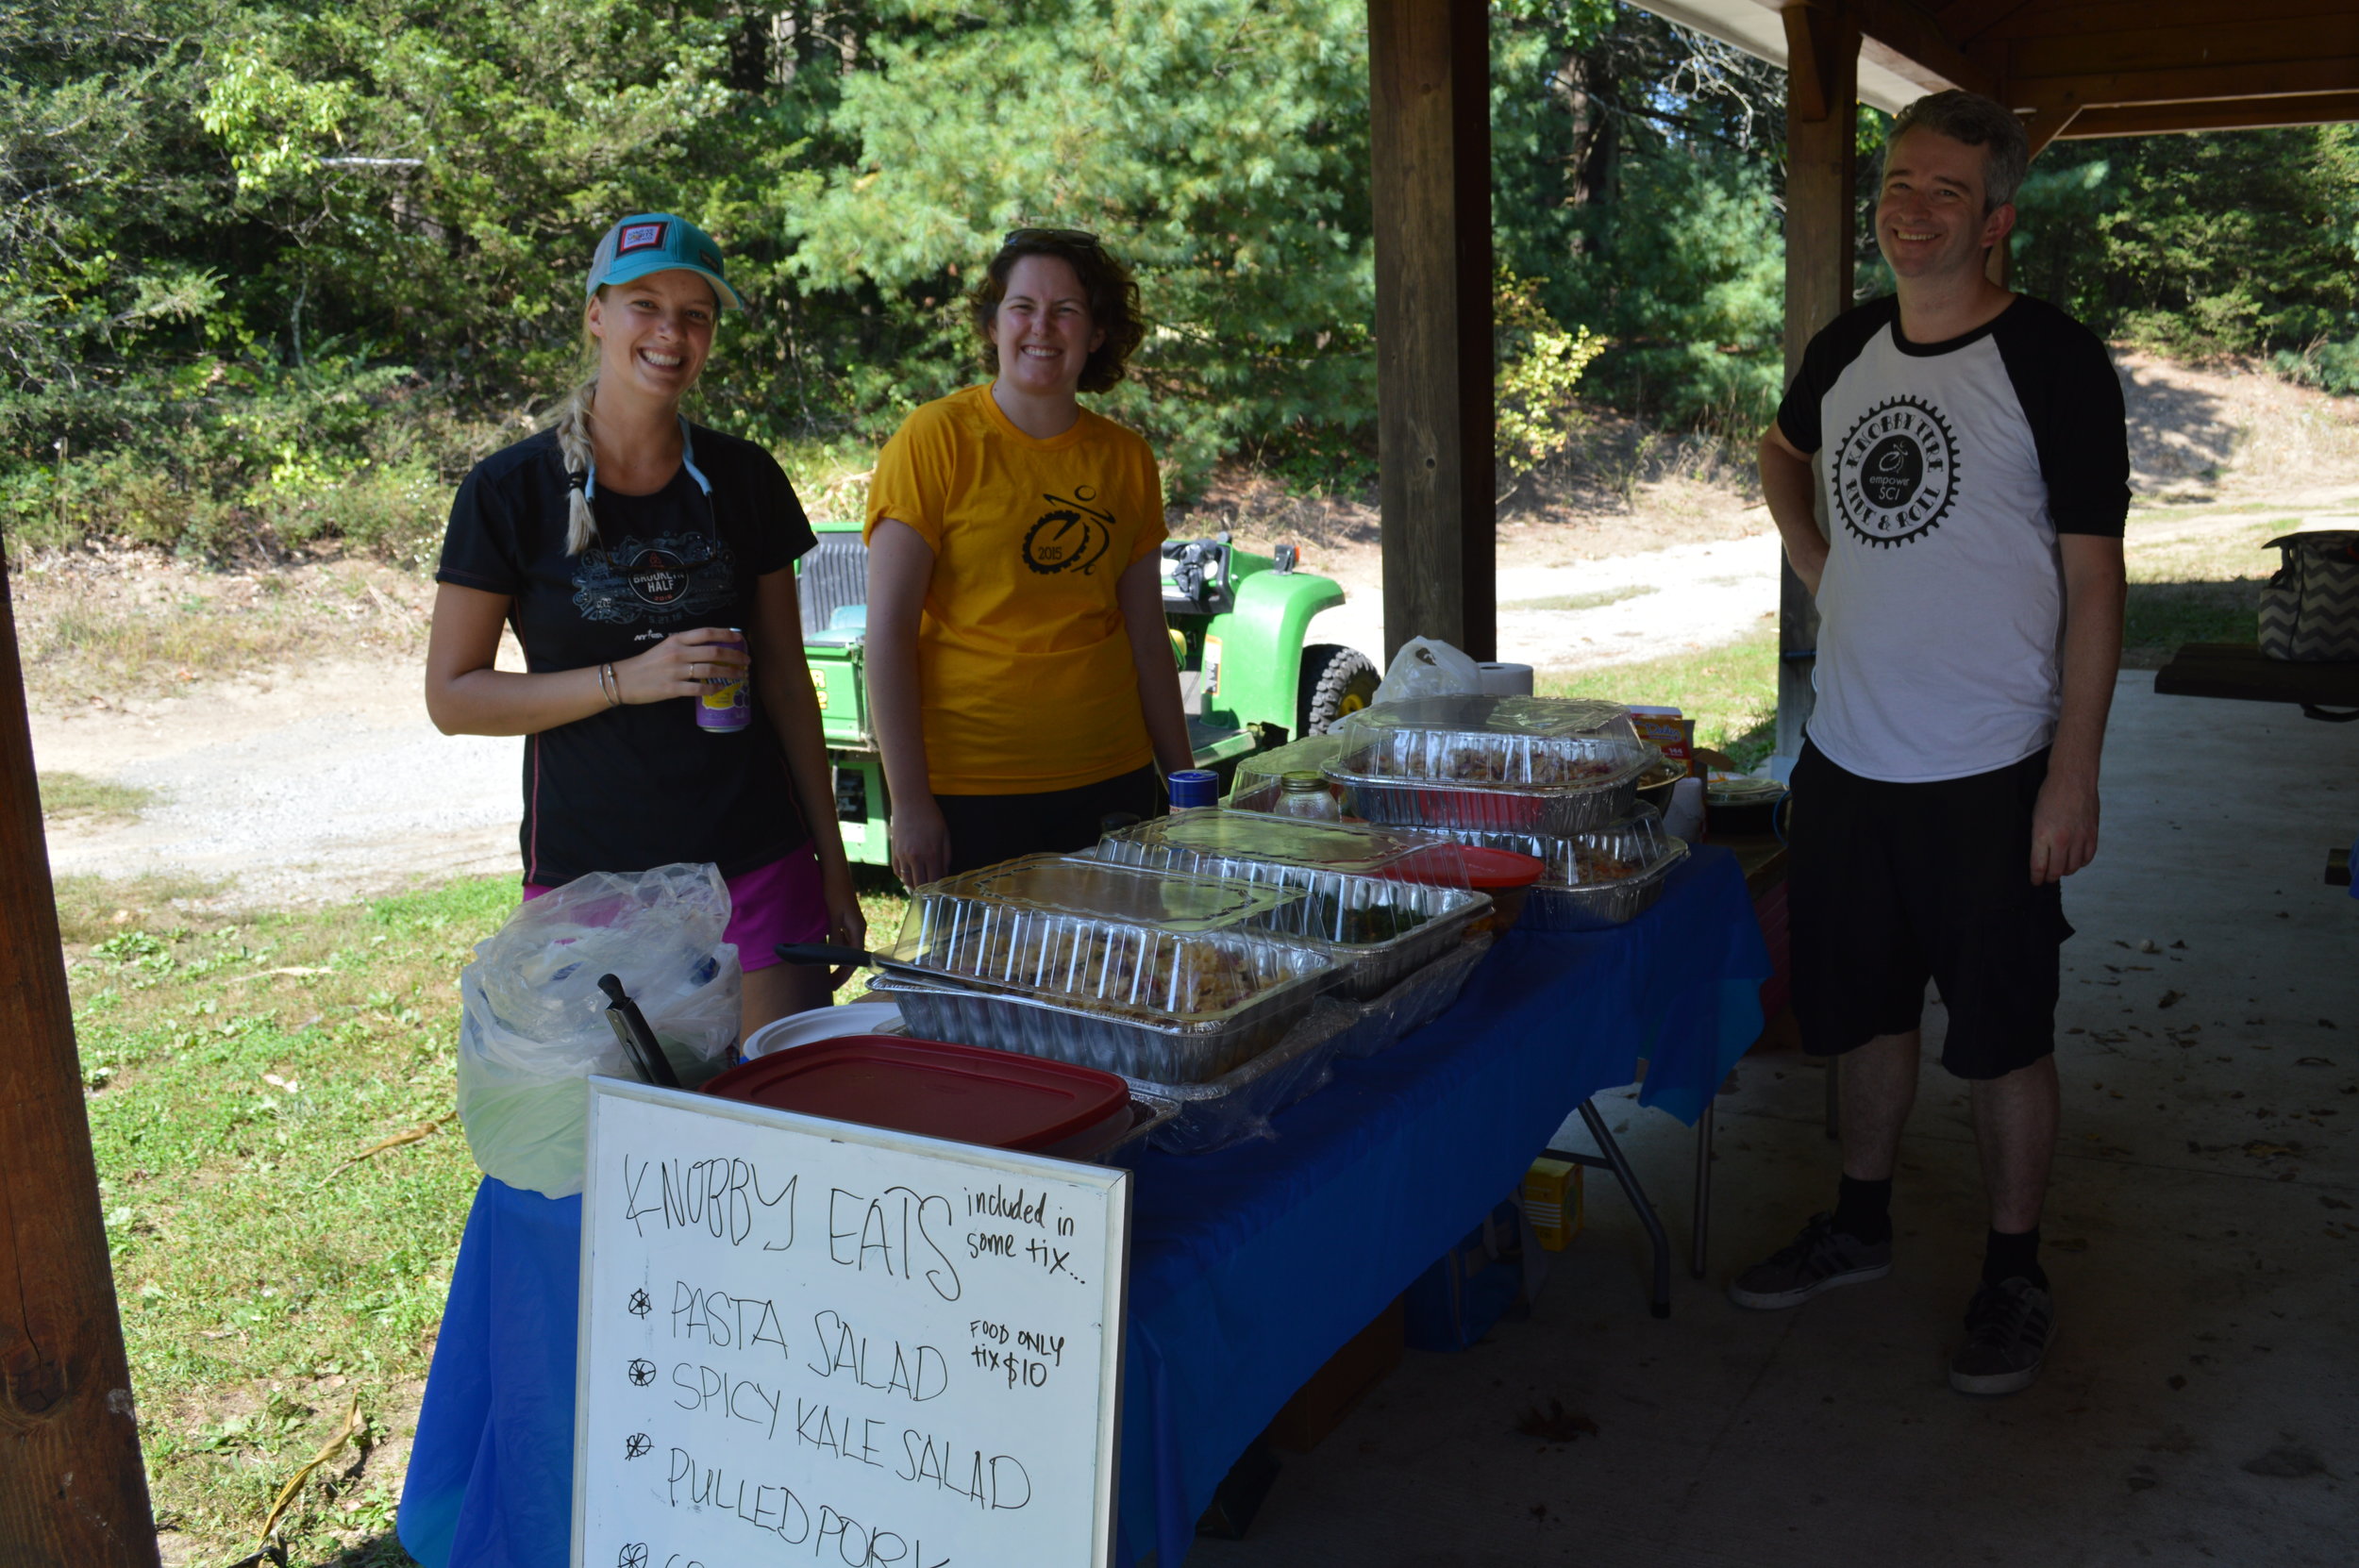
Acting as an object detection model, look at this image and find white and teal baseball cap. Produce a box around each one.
[585,212,743,309]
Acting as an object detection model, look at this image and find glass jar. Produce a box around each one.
[1273,771,1341,821]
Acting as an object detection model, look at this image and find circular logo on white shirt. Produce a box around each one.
[1833,395,1959,547]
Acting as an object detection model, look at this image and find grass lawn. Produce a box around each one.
[72,869,909,1567]
[1537,626,1779,770]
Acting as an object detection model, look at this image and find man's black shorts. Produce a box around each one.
[1787,740,2073,1078]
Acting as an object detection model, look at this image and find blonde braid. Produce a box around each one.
[556,375,600,556]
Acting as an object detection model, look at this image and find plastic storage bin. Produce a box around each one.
[702,1035,1134,1158]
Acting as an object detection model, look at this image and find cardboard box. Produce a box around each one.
[1264,1296,1406,1453]
[1627,705,1696,776]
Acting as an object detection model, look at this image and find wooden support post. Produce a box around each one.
[1775,0,1860,763]
[1368,0,1497,664]
[0,550,159,1568]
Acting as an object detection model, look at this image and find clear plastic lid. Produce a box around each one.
[1329,694,1653,792]
[1230,733,1347,813]
[911,853,1307,934]
[883,854,1331,1023]
[1341,693,1639,743]
[1096,809,1474,886]
[1438,809,1683,889]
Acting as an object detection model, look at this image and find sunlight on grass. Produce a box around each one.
[61,864,914,1566]
[1537,626,1779,769]
[39,770,161,825]
[72,876,510,1564]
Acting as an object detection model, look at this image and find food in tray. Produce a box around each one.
[1434,742,1631,786]
[1569,842,1647,883]
[1295,890,1436,946]
[924,918,1283,1019]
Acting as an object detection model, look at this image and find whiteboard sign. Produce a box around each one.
[574,1077,1129,1568]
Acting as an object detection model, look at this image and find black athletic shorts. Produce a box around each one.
[934,763,1166,876]
[1787,740,2073,1079]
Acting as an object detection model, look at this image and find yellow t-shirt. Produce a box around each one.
[865,384,1168,793]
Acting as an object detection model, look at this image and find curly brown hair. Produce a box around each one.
[971,229,1145,394]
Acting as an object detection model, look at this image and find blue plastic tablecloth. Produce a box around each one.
[398,846,1767,1568]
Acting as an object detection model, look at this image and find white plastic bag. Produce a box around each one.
[455,862,742,1199]
[1373,637,1486,706]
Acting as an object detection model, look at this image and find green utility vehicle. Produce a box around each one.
[797,517,1378,865]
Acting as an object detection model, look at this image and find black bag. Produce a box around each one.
[2258,530,2359,662]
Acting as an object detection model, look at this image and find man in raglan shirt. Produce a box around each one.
[1732,91,2129,1394]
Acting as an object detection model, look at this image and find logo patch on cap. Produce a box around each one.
[616,221,668,255]
[696,247,722,272]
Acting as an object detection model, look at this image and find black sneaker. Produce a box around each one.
[1949,1276,2055,1394]
[1727,1212,1893,1309]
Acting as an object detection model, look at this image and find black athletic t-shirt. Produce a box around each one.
[436,425,818,885]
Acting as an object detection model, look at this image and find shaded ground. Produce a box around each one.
[1191,674,2359,1568]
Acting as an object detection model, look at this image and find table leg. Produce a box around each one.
[1545,1099,1672,1319]
[1691,1099,1713,1280]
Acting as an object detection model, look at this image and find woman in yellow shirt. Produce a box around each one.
[865,230,1193,884]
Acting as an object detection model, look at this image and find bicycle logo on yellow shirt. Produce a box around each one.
[1023,491,1116,576]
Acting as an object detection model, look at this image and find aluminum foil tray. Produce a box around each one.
[1090,834,1486,1001]
[1119,1000,1357,1154]
[884,855,1328,1027]
[1440,813,1690,932]
[863,959,1330,1084]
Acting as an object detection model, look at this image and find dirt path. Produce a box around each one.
[32,658,523,905]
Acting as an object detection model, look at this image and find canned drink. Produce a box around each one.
[1167,769,1219,810]
[696,630,751,732]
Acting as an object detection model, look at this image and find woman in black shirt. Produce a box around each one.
[425,211,862,1035]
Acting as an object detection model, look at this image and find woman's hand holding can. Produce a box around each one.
[611,626,749,706]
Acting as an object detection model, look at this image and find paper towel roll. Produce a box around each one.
[1475,661,1534,695]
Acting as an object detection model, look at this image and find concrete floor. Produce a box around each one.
[1190,674,2359,1568]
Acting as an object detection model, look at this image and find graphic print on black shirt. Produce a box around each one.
[1833,395,1960,548]
[571,531,743,625]
[435,425,817,885]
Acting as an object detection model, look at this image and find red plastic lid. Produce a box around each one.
[1380,843,1548,890]
[702,1035,1132,1153]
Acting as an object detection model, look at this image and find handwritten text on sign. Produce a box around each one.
[574,1078,1129,1568]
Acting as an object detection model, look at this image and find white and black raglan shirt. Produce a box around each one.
[1776,294,2130,783]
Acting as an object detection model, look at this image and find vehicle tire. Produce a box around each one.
[1298,644,1379,736]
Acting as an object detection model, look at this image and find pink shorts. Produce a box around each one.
[521,845,828,972]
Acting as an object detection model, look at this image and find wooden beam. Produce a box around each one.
[1932,0,2036,49]
[1854,0,1996,97]
[2006,17,2359,81]
[2021,96,2086,157]
[1777,0,1859,763]
[1368,0,1496,664]
[0,551,160,1566]
[2009,57,2359,110]
[1975,0,2356,44]
[2058,92,2359,137]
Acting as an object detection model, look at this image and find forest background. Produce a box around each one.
[6,0,2358,561]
